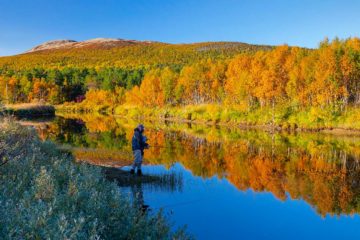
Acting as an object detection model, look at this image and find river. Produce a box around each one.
[25,113,360,239]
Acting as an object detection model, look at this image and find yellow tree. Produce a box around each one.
[176,60,225,104]
[159,67,178,105]
[139,69,165,107]
[341,38,360,105]
[309,41,346,106]
[125,86,143,105]
[224,55,252,107]
[258,45,290,106]
[176,65,200,104]
[31,79,49,101]
[0,76,8,103]
[7,77,21,103]
[208,60,227,103]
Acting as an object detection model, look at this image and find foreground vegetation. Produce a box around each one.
[0,119,190,239]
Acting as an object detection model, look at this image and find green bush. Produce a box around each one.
[0,120,191,240]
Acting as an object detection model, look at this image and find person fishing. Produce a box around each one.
[130,124,149,176]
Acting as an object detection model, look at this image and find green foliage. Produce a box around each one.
[0,67,145,104]
[0,121,191,239]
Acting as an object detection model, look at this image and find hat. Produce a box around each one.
[137,124,145,131]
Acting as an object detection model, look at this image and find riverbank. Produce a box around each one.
[2,103,55,117]
[0,119,190,239]
[56,102,360,133]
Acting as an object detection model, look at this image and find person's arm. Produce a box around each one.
[140,135,149,149]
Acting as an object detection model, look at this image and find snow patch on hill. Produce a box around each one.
[26,38,155,53]
[27,40,77,52]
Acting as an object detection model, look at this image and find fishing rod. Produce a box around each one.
[148,145,187,150]
[148,145,168,149]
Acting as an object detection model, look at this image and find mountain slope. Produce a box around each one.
[25,38,156,53]
[0,38,273,70]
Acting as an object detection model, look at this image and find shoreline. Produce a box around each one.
[55,105,360,136]
[117,114,360,136]
[1,103,55,118]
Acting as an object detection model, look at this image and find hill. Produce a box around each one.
[0,38,273,70]
[25,38,157,53]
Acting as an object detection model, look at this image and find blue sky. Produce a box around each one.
[0,0,359,56]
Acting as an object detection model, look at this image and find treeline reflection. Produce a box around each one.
[35,114,360,217]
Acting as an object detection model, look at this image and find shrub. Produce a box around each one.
[0,121,191,240]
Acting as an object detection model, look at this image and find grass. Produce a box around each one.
[2,103,55,117]
[56,102,360,131]
[112,104,360,131]
[103,167,183,192]
[0,119,191,240]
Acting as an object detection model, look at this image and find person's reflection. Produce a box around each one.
[130,183,149,214]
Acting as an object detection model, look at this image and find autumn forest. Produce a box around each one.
[1,38,360,130]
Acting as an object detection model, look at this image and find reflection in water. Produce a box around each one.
[130,183,148,213]
[32,114,360,218]
[102,163,183,215]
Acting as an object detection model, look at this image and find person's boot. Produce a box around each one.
[130,169,135,175]
[137,169,142,176]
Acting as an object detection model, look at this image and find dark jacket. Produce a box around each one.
[131,128,148,152]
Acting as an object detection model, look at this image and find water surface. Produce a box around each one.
[29,114,360,239]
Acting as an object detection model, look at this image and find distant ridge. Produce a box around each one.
[0,37,274,69]
[26,38,157,53]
